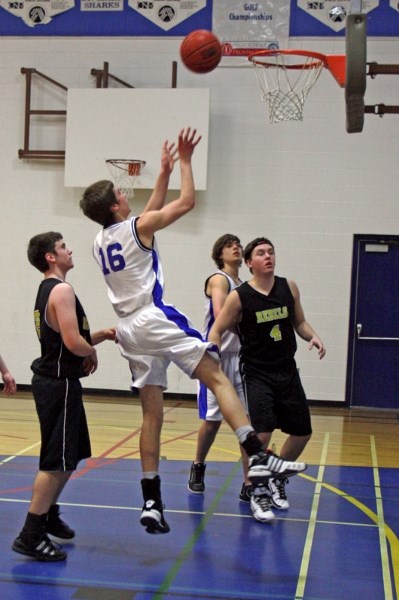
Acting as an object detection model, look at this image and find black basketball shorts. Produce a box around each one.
[32,374,91,471]
[243,367,312,436]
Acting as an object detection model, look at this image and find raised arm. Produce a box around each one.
[0,353,16,396]
[141,140,178,213]
[137,128,201,246]
[289,279,326,359]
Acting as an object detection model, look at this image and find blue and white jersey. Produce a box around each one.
[203,270,241,354]
[93,216,164,318]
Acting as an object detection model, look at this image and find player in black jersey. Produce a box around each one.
[209,237,325,522]
[12,232,116,562]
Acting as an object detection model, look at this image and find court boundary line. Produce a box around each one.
[295,432,330,599]
[371,434,394,600]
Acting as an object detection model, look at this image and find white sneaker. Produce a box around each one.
[268,478,289,510]
[250,484,275,523]
[248,450,306,484]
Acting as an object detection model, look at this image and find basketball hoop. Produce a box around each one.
[248,49,328,123]
[106,159,146,198]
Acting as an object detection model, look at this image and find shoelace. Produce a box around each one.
[275,478,288,499]
[254,493,272,510]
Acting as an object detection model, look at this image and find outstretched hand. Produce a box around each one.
[160,140,178,175]
[177,127,202,163]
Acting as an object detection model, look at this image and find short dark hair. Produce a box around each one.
[243,237,274,262]
[27,231,63,273]
[80,180,116,227]
[212,234,241,269]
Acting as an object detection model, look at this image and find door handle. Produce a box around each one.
[356,323,399,341]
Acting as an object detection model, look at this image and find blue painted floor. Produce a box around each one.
[0,457,398,599]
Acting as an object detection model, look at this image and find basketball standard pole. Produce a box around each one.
[350,0,362,12]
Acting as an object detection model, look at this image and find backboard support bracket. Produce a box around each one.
[19,61,179,161]
[364,62,399,117]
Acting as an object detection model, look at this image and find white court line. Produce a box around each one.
[370,434,393,600]
[294,432,330,600]
[0,442,41,466]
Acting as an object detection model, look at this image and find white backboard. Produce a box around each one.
[65,88,210,190]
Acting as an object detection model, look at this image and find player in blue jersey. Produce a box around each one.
[80,130,307,535]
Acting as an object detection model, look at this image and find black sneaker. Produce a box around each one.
[46,504,75,539]
[239,483,252,503]
[140,500,170,534]
[188,462,206,493]
[248,450,306,484]
[12,532,67,562]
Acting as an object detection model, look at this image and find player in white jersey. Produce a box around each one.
[188,234,252,504]
[80,128,308,535]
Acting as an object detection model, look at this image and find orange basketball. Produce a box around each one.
[180,30,222,74]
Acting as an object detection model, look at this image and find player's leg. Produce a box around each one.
[192,353,307,483]
[189,380,222,493]
[138,385,170,534]
[126,308,307,483]
[117,323,172,534]
[188,419,222,493]
[229,358,252,502]
[267,370,312,511]
[279,433,311,461]
[12,376,87,561]
[139,384,164,474]
[12,470,69,562]
[138,381,171,534]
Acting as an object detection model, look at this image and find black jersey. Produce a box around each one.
[31,278,92,380]
[236,277,297,374]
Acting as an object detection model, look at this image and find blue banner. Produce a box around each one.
[0,0,398,36]
[0,0,213,35]
[290,0,399,37]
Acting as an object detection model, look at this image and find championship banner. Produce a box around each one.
[0,0,212,34]
[213,1,290,60]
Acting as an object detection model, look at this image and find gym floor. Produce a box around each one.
[0,393,398,600]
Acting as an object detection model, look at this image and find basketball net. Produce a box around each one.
[106,159,146,199]
[248,50,326,123]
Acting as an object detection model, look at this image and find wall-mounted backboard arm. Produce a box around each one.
[18,68,67,160]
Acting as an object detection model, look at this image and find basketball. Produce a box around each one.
[180,30,222,74]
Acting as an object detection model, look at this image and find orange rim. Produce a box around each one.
[248,49,327,70]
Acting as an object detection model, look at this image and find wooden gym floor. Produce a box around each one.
[0,391,398,599]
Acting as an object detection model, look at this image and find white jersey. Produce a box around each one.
[93,215,214,390]
[93,216,163,318]
[203,270,241,353]
[198,270,245,420]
